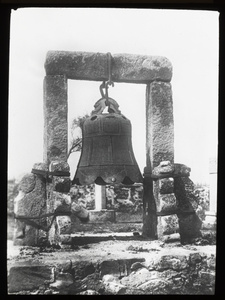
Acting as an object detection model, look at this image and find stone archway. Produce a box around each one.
[43,51,174,239]
[14,51,202,246]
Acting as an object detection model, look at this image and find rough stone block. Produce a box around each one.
[50,272,74,289]
[121,268,159,288]
[88,210,115,223]
[15,174,46,217]
[71,202,89,221]
[45,51,172,82]
[159,178,174,194]
[57,216,72,234]
[146,82,174,168]
[43,75,67,163]
[157,215,179,236]
[52,192,71,213]
[115,211,142,223]
[33,162,49,172]
[152,161,174,176]
[18,173,36,194]
[155,254,188,271]
[49,161,70,172]
[174,177,196,213]
[178,213,202,243]
[72,261,96,279]
[189,253,202,265]
[52,177,71,193]
[8,266,53,293]
[157,193,177,214]
[138,278,168,293]
[104,282,127,295]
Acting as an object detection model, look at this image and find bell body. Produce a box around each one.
[73,112,143,185]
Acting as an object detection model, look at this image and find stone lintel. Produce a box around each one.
[45,51,172,83]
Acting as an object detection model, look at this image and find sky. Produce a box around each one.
[8,8,219,184]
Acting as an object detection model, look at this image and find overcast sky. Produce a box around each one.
[8,8,219,184]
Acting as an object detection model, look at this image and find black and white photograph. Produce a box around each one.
[7,7,218,295]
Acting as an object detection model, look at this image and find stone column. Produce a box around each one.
[43,75,68,164]
[143,82,174,238]
[205,156,217,224]
[43,75,69,245]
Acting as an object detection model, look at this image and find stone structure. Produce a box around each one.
[205,156,217,225]
[13,51,202,246]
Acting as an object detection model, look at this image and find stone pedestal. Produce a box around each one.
[13,163,48,246]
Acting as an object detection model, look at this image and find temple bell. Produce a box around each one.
[72,54,143,186]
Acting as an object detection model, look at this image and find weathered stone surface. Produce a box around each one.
[72,261,96,279]
[52,192,71,212]
[88,210,115,223]
[159,177,174,194]
[49,161,70,172]
[178,213,202,243]
[78,273,104,293]
[104,282,127,295]
[130,262,146,272]
[158,193,178,214]
[174,177,196,213]
[8,266,53,293]
[157,215,179,236]
[152,161,175,176]
[57,216,72,234]
[121,268,159,288]
[115,211,142,223]
[43,75,67,164]
[18,173,36,194]
[15,174,46,217]
[100,260,120,277]
[155,254,188,271]
[199,271,215,285]
[100,258,145,277]
[45,51,172,82]
[50,272,74,289]
[53,177,71,193]
[146,82,174,169]
[138,278,169,293]
[33,162,49,171]
[152,163,191,179]
[71,202,89,220]
[189,252,202,265]
[102,274,120,283]
[174,164,191,177]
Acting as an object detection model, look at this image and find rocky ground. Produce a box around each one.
[7,233,216,295]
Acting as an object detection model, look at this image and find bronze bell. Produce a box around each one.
[72,94,143,186]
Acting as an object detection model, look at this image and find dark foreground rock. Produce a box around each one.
[7,238,215,295]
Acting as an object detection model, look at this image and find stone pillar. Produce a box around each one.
[205,156,217,224]
[43,75,68,164]
[146,81,174,169]
[143,82,174,238]
[95,185,106,210]
[47,161,71,246]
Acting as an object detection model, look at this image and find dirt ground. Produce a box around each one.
[7,234,216,268]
